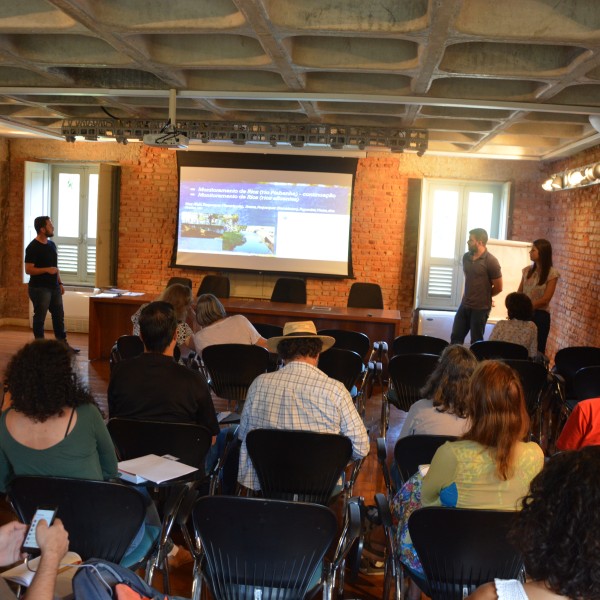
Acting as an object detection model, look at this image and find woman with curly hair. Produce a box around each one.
[399,344,478,438]
[0,339,118,492]
[469,446,600,600]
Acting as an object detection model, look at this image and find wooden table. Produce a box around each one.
[88,295,401,360]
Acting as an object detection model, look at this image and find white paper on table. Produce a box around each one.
[117,454,198,484]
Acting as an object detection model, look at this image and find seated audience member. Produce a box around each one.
[193,293,268,355]
[391,360,544,595]
[489,292,538,358]
[399,345,477,438]
[0,339,118,493]
[556,396,600,451]
[109,301,219,434]
[131,283,194,359]
[0,518,69,600]
[237,321,370,491]
[469,446,600,600]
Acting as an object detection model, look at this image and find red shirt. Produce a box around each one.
[556,397,600,451]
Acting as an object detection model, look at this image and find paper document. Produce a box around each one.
[93,292,119,298]
[1,551,81,591]
[118,454,198,484]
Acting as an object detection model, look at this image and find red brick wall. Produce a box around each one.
[531,147,600,356]
[2,139,598,353]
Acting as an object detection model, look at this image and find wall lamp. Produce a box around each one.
[542,162,600,191]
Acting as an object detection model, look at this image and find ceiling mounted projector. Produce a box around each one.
[143,132,189,149]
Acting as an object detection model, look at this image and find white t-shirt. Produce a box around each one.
[399,399,470,439]
[193,314,262,354]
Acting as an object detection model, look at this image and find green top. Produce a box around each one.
[0,404,118,493]
[421,439,544,510]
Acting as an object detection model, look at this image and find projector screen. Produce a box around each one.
[173,152,357,277]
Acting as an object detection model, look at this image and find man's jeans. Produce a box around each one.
[28,285,66,340]
[450,304,489,345]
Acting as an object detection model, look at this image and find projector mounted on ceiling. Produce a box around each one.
[143,132,189,149]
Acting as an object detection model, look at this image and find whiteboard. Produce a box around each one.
[486,239,531,320]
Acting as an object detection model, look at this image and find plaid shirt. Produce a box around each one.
[237,360,370,490]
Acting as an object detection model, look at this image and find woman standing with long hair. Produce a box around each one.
[518,238,560,354]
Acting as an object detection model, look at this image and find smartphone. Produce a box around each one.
[22,506,58,555]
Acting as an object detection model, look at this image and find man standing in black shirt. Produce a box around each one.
[24,216,79,352]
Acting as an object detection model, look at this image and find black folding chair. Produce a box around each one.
[347,282,383,309]
[381,353,439,438]
[318,347,364,392]
[191,496,340,600]
[8,476,151,567]
[270,278,307,304]
[107,418,214,588]
[470,340,528,361]
[553,346,600,407]
[202,343,270,410]
[318,329,371,361]
[409,507,523,600]
[252,322,283,339]
[503,359,550,443]
[197,275,230,298]
[392,334,448,357]
[573,365,600,403]
[246,429,356,504]
[110,334,144,371]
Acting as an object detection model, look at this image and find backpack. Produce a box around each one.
[72,559,188,600]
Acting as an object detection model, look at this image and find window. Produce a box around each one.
[50,165,99,285]
[416,179,510,310]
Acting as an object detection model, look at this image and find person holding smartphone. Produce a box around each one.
[0,518,69,599]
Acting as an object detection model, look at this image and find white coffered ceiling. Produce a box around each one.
[1,0,600,159]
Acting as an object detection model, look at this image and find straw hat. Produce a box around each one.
[266,321,335,353]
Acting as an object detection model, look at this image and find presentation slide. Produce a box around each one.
[174,166,354,276]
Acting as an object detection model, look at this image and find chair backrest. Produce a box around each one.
[393,334,449,357]
[166,276,192,288]
[387,353,439,412]
[270,278,307,304]
[252,322,283,339]
[347,282,383,309]
[246,429,353,504]
[318,348,363,392]
[393,435,457,483]
[107,418,213,473]
[202,343,270,403]
[193,496,337,600]
[502,359,549,417]
[116,334,144,359]
[573,365,600,402]
[470,340,528,361]
[318,328,371,360]
[554,346,600,399]
[197,275,230,298]
[8,476,147,564]
[409,507,523,600]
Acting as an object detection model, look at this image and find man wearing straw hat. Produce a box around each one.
[237,320,369,491]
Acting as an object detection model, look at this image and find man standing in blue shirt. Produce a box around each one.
[24,216,79,352]
[450,228,503,345]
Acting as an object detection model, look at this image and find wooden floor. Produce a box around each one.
[0,326,404,599]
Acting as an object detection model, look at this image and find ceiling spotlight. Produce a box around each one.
[584,163,600,181]
[291,141,305,148]
[64,135,76,143]
[330,142,344,150]
[115,135,128,145]
[567,169,586,186]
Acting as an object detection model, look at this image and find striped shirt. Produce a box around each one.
[237,360,370,490]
